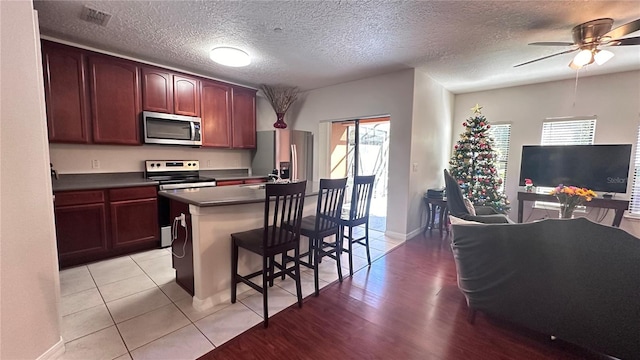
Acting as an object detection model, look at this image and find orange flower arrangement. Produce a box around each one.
[550,185,597,219]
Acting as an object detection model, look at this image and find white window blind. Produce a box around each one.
[541,119,596,145]
[536,118,596,208]
[628,125,640,215]
[488,123,511,192]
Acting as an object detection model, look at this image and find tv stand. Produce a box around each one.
[517,191,629,227]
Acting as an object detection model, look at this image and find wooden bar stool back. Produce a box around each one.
[230,181,307,328]
[298,178,348,296]
[340,175,375,276]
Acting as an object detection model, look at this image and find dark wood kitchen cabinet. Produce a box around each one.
[201,80,232,148]
[88,55,141,145]
[141,68,200,117]
[41,41,90,143]
[54,186,159,268]
[109,187,158,250]
[173,75,200,117]
[231,87,257,149]
[141,67,173,114]
[54,190,109,267]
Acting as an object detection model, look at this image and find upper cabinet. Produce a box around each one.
[88,54,141,145]
[41,40,255,149]
[141,67,173,113]
[173,75,200,117]
[141,67,200,117]
[231,87,257,149]
[41,41,90,143]
[201,80,231,148]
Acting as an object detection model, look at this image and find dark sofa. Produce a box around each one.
[451,218,640,359]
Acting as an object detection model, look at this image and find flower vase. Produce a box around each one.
[559,204,575,219]
[273,112,287,129]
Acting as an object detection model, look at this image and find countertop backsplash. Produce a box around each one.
[49,143,252,174]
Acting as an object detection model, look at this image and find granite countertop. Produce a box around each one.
[52,172,158,192]
[159,181,319,207]
[51,169,265,192]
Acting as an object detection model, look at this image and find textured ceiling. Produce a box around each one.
[34,1,640,94]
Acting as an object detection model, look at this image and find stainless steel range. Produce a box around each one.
[145,160,216,190]
[146,160,216,247]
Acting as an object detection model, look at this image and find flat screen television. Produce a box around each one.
[519,144,632,193]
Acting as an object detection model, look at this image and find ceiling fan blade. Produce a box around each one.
[603,18,640,39]
[514,48,578,67]
[615,36,640,45]
[528,42,575,46]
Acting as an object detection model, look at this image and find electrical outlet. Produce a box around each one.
[91,159,100,169]
[412,162,418,172]
[207,160,212,167]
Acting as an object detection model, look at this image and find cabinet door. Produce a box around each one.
[231,87,256,149]
[110,198,159,249]
[42,41,90,143]
[88,55,141,145]
[55,203,109,264]
[201,80,231,147]
[173,75,200,117]
[141,67,173,113]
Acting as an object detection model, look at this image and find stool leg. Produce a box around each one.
[430,205,437,232]
[294,246,303,306]
[231,241,238,303]
[335,231,343,283]
[348,226,354,276]
[262,256,269,328]
[364,223,371,266]
[424,202,431,236]
[314,238,320,297]
[269,256,275,287]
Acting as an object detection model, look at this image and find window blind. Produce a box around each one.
[628,125,640,215]
[541,119,596,145]
[488,123,511,192]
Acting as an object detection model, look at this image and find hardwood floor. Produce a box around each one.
[199,232,613,360]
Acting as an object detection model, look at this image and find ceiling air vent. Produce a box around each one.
[80,5,112,26]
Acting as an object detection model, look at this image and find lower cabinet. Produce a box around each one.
[216,178,267,186]
[54,186,158,268]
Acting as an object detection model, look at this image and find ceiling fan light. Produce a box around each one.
[209,47,251,67]
[569,61,583,70]
[594,49,614,65]
[573,49,593,67]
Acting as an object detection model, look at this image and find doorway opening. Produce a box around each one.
[329,116,390,232]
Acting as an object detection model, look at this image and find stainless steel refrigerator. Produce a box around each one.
[251,130,313,181]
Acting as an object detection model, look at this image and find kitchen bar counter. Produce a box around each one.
[52,172,158,191]
[158,181,318,207]
[162,181,318,311]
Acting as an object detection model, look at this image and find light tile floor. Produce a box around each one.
[58,226,403,360]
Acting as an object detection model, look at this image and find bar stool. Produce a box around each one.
[298,178,348,296]
[230,181,307,328]
[340,175,375,276]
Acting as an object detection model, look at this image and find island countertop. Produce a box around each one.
[158,181,319,207]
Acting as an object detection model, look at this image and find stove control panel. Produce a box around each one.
[145,160,200,172]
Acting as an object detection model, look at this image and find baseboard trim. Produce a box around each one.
[384,227,424,241]
[37,336,65,360]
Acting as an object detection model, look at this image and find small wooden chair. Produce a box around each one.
[298,178,348,296]
[339,175,375,276]
[230,181,307,328]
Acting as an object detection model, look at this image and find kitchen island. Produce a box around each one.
[159,182,318,311]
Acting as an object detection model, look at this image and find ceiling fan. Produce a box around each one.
[514,17,640,69]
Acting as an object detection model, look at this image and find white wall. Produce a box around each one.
[409,70,454,233]
[1,2,63,359]
[453,70,640,235]
[49,144,251,174]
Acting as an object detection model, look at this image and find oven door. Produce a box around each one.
[143,111,202,146]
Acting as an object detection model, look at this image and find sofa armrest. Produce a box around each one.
[460,213,512,224]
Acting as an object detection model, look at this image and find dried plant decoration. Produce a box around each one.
[261,85,300,128]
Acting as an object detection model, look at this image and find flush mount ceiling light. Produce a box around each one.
[209,47,250,67]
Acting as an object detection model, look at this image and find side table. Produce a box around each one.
[423,196,449,235]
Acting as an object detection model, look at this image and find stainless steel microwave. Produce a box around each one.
[143,111,202,146]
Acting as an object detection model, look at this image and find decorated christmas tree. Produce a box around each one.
[449,104,509,213]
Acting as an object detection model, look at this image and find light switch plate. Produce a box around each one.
[91,159,100,169]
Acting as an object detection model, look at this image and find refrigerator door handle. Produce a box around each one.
[291,144,298,181]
